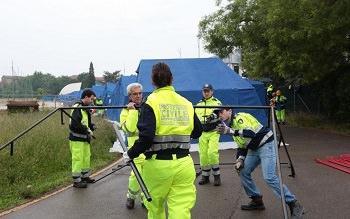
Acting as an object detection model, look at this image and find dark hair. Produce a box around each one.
[151,62,173,88]
[81,89,96,99]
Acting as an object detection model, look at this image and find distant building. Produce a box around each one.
[0,75,23,85]
[95,76,105,84]
[68,75,105,85]
[223,48,242,75]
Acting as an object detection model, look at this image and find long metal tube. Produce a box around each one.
[271,106,289,219]
[114,127,152,202]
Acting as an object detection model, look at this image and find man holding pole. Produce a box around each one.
[120,82,146,209]
[215,108,304,219]
[123,62,202,219]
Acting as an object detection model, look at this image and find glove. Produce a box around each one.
[216,123,234,135]
[91,124,97,131]
[87,129,93,136]
[87,128,96,139]
[123,151,131,163]
[235,156,245,174]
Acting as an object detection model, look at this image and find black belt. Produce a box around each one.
[145,153,189,160]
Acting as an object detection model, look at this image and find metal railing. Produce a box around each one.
[0,104,293,218]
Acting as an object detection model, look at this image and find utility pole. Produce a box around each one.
[11,60,15,100]
[197,37,201,58]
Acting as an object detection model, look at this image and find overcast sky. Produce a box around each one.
[0,0,219,77]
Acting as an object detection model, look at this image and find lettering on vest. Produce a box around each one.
[159,104,189,126]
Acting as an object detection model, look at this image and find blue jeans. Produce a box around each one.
[240,140,296,203]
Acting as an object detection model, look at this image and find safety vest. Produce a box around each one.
[275,95,287,109]
[267,84,274,99]
[120,108,139,147]
[195,96,221,124]
[267,84,273,93]
[69,103,89,139]
[231,112,272,149]
[95,99,103,106]
[145,86,194,152]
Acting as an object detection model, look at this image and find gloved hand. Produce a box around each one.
[91,124,97,131]
[216,123,234,135]
[87,128,94,136]
[123,151,131,163]
[235,156,245,174]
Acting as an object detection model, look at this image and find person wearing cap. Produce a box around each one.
[123,62,203,219]
[215,108,304,219]
[120,82,146,209]
[195,84,222,186]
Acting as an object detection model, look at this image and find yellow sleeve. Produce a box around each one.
[120,109,138,133]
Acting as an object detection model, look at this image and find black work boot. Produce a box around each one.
[82,177,95,184]
[126,198,135,209]
[73,181,88,188]
[287,200,304,219]
[198,175,210,185]
[241,196,265,210]
[213,175,221,186]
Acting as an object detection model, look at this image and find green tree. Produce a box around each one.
[199,0,350,120]
[87,62,96,88]
[78,72,90,89]
[103,70,121,83]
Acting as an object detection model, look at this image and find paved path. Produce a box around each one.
[2,127,350,219]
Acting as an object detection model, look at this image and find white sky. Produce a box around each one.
[0,0,218,77]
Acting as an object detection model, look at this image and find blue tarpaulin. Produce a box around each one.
[106,75,137,121]
[91,85,106,99]
[136,57,267,123]
[136,57,268,142]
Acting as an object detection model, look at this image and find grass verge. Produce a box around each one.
[287,112,350,136]
[0,110,118,212]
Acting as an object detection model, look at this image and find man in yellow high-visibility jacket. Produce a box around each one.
[123,62,202,219]
[120,82,145,209]
[69,89,96,188]
[216,108,304,218]
[195,84,222,186]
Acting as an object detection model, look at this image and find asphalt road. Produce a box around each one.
[2,126,350,219]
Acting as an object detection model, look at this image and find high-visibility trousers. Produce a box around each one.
[276,109,286,122]
[128,154,146,200]
[69,141,91,181]
[198,131,220,175]
[143,155,196,219]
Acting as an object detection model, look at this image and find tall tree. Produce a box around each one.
[87,62,96,88]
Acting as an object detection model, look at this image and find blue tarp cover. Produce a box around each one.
[136,57,268,142]
[136,58,267,123]
[106,75,137,121]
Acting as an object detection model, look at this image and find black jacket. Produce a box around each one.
[69,101,95,142]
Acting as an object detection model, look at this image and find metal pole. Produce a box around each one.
[115,127,152,202]
[271,106,289,219]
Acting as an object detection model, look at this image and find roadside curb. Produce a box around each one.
[0,158,123,217]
